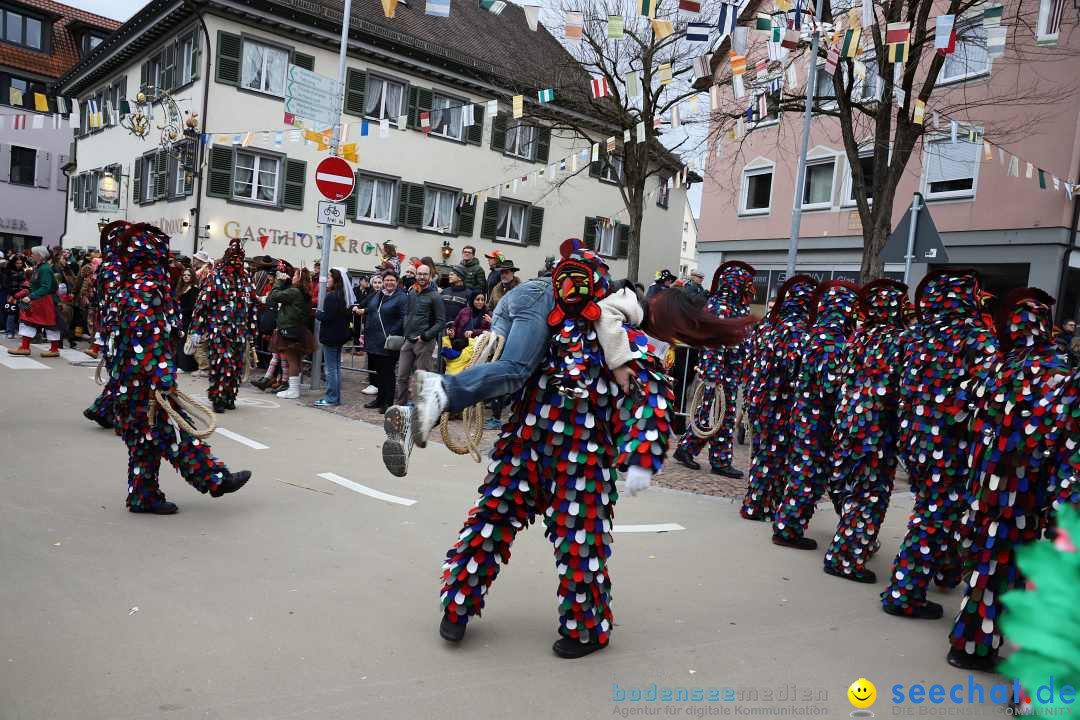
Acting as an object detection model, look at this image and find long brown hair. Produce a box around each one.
[643,288,755,348]
[297,267,313,297]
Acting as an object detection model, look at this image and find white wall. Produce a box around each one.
[65,13,684,279]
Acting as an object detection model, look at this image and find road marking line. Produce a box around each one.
[317,472,417,506]
[612,523,685,533]
[216,428,270,450]
[0,348,49,370]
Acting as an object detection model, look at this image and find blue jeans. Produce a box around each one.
[322,345,342,404]
[442,279,554,413]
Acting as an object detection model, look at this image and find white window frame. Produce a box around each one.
[495,201,528,244]
[233,150,281,205]
[365,74,406,123]
[1036,0,1064,43]
[855,54,882,104]
[939,19,990,85]
[505,123,537,160]
[600,154,624,183]
[430,93,464,141]
[801,157,836,211]
[140,155,156,202]
[178,32,196,87]
[597,221,617,256]
[241,39,289,97]
[8,145,35,186]
[749,90,780,128]
[422,187,458,232]
[356,174,397,225]
[813,63,838,110]
[921,131,981,202]
[841,150,877,207]
[739,163,774,216]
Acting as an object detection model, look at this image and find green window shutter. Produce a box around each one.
[283,158,306,209]
[396,182,425,227]
[396,181,412,225]
[73,175,82,210]
[139,61,149,96]
[344,171,359,219]
[153,151,168,200]
[191,31,201,81]
[583,217,597,249]
[489,113,506,153]
[129,161,140,206]
[166,153,179,200]
[479,198,498,239]
[525,206,544,245]
[458,197,477,236]
[535,127,551,163]
[407,87,432,129]
[163,42,177,91]
[206,145,233,198]
[216,31,242,86]
[466,105,484,145]
[293,52,314,71]
[344,68,366,116]
[616,223,630,258]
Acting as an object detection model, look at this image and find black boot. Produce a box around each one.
[211,470,251,497]
[772,534,818,550]
[83,407,112,429]
[364,399,382,409]
[212,402,227,414]
[946,647,999,672]
[824,565,877,584]
[129,498,178,515]
[224,399,236,410]
[440,616,466,642]
[883,600,944,620]
[673,448,700,470]
[250,377,270,390]
[711,465,744,479]
[552,637,608,659]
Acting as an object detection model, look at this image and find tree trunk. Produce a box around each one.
[860,185,897,282]
[627,203,643,283]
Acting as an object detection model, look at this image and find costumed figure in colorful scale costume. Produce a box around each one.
[740,275,820,521]
[83,228,124,429]
[946,288,1074,671]
[437,239,751,659]
[881,269,997,619]
[189,238,257,414]
[673,261,755,479]
[105,222,252,515]
[771,280,862,550]
[822,280,909,582]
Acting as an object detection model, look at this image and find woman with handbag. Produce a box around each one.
[357,269,406,413]
[268,266,315,400]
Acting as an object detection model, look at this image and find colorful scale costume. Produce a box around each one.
[439,239,673,649]
[84,230,124,427]
[823,280,909,580]
[772,281,861,545]
[947,289,1073,668]
[740,276,820,521]
[189,239,256,410]
[104,222,234,511]
[675,262,755,471]
[882,270,997,617]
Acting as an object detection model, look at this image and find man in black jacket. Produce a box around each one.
[395,264,446,405]
[459,246,487,294]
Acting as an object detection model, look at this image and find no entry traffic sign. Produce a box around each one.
[315,156,355,202]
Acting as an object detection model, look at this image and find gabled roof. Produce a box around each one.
[0,0,119,81]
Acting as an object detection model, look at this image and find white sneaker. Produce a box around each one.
[361,384,378,395]
[413,370,447,449]
[382,405,414,478]
[276,376,301,400]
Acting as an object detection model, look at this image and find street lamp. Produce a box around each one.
[440,240,453,261]
[97,217,112,232]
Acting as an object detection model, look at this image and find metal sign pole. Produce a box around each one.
[785,0,827,277]
[311,0,353,390]
[903,192,922,285]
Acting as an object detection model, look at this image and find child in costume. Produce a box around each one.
[189,239,257,413]
[822,280,908,582]
[946,289,1073,670]
[673,261,755,479]
[740,276,819,521]
[104,222,251,515]
[772,281,861,550]
[882,269,997,619]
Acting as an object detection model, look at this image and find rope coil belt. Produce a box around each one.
[439,332,505,463]
[688,378,726,440]
[151,388,218,439]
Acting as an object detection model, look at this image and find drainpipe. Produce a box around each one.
[1057,164,1080,323]
[186,0,212,255]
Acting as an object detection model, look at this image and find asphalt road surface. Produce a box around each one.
[0,342,1008,719]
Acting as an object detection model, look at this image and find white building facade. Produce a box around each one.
[678,198,697,278]
[58,0,685,279]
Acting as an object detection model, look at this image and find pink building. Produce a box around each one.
[698,0,1079,318]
